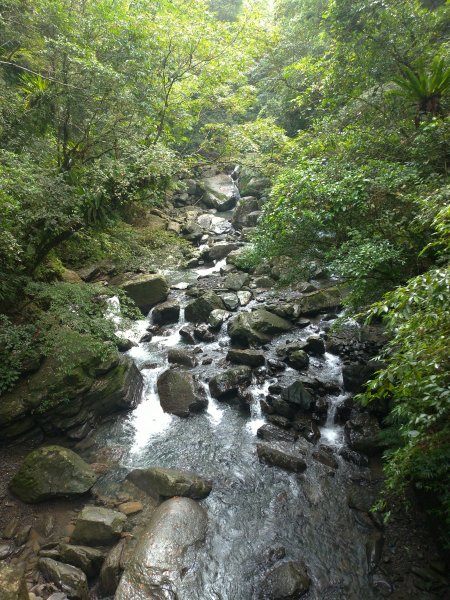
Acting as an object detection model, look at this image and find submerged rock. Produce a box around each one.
[71,506,126,546]
[0,563,30,600]
[114,273,169,314]
[209,366,252,400]
[9,446,97,503]
[228,309,292,345]
[39,558,88,600]
[157,369,207,417]
[127,467,212,500]
[115,497,207,600]
[259,560,310,599]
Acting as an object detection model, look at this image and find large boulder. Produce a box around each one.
[257,442,307,473]
[185,292,225,323]
[9,446,97,503]
[157,369,207,417]
[71,506,126,546]
[259,560,310,599]
[294,286,342,316]
[209,366,252,400]
[227,348,265,367]
[223,272,250,291]
[167,348,197,368]
[39,558,88,600]
[152,300,180,325]
[228,309,292,345]
[127,467,212,500]
[115,498,207,600]
[232,196,260,229]
[114,274,169,314]
[201,242,241,262]
[0,564,30,600]
[200,174,238,211]
[344,413,381,456]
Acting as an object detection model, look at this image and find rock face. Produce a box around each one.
[259,560,310,599]
[227,348,265,367]
[115,497,207,600]
[185,291,225,323]
[0,563,30,600]
[228,309,292,345]
[0,354,143,443]
[344,413,381,456]
[71,506,126,546]
[294,286,342,316]
[157,369,207,417]
[39,558,88,600]
[257,442,307,473]
[127,467,212,500]
[115,274,169,314]
[209,366,252,400]
[9,446,97,503]
[152,300,180,325]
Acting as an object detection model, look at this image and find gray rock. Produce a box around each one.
[281,381,313,411]
[152,300,180,325]
[98,539,128,597]
[312,447,338,469]
[243,210,262,227]
[294,286,342,316]
[227,348,265,368]
[115,498,207,600]
[113,274,169,315]
[179,325,196,344]
[228,309,292,345]
[237,291,252,306]
[208,309,231,330]
[220,293,239,311]
[222,272,250,291]
[0,541,14,559]
[287,350,309,370]
[70,506,126,546]
[257,424,298,444]
[0,563,29,600]
[127,467,212,500]
[259,560,310,599]
[342,360,382,393]
[182,221,204,242]
[200,174,238,211]
[167,348,197,368]
[157,369,207,417]
[257,442,307,473]
[253,275,275,289]
[9,446,97,503]
[209,366,252,400]
[305,335,326,355]
[201,242,240,262]
[59,544,105,578]
[241,177,271,197]
[185,292,225,323]
[344,413,381,456]
[232,196,260,229]
[39,558,88,600]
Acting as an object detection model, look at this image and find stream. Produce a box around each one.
[85,188,381,600]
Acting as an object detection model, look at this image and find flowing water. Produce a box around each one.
[89,202,381,600]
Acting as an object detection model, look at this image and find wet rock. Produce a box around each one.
[113,274,169,315]
[0,541,15,559]
[116,338,137,352]
[71,506,126,546]
[304,335,326,355]
[268,397,298,420]
[167,348,197,368]
[185,291,225,323]
[228,309,292,345]
[39,558,88,600]
[151,300,180,325]
[342,361,382,393]
[266,415,292,429]
[267,359,286,373]
[257,424,298,444]
[127,467,212,500]
[9,446,97,503]
[237,291,252,306]
[347,485,374,512]
[232,196,260,229]
[220,292,239,311]
[227,348,265,367]
[201,242,240,262]
[287,350,309,370]
[312,446,338,469]
[338,447,369,467]
[59,544,105,578]
[208,309,231,330]
[193,323,216,342]
[139,332,153,343]
[223,272,251,291]
[98,539,128,597]
[294,286,342,316]
[344,413,381,456]
[157,369,207,417]
[209,366,252,400]
[257,442,307,473]
[281,381,313,411]
[0,564,29,600]
[115,498,207,600]
[179,325,196,344]
[259,560,310,599]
